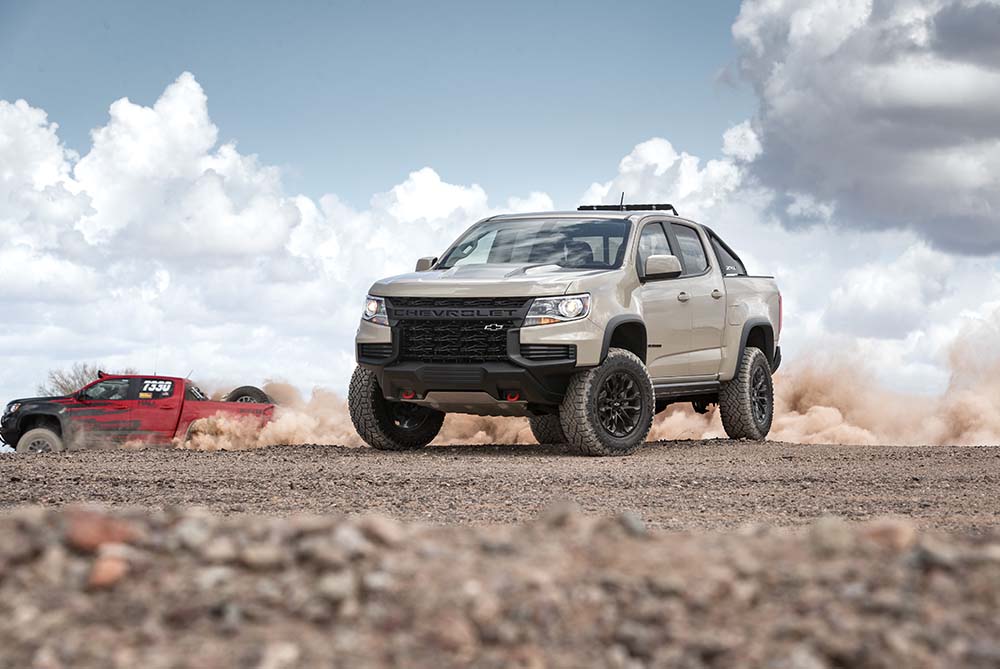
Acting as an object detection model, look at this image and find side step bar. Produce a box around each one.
[653,380,720,400]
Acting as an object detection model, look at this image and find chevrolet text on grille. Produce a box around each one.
[391,308,521,319]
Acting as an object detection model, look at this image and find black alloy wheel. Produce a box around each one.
[597,371,642,438]
[750,364,771,427]
[391,402,431,431]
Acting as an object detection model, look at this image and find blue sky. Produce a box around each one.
[0,0,752,208]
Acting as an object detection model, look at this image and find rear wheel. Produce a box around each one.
[348,367,444,450]
[559,348,654,456]
[528,414,566,444]
[718,346,773,440]
[16,428,65,454]
[225,386,272,404]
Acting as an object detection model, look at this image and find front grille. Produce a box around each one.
[391,297,530,364]
[359,343,393,360]
[520,344,576,362]
[400,320,510,363]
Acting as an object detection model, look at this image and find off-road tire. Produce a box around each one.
[528,414,567,444]
[16,428,65,454]
[719,346,773,440]
[559,347,655,456]
[225,386,272,404]
[348,366,444,451]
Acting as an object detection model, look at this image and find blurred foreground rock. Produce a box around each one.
[1,506,998,668]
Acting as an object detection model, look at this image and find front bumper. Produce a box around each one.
[0,414,18,445]
[367,358,581,410]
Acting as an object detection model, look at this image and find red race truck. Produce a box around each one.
[1,373,274,453]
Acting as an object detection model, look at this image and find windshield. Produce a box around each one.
[438,218,630,270]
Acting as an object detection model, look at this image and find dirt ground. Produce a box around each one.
[1,440,999,532]
[2,440,999,668]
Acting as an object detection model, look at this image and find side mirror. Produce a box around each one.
[415,257,437,272]
[644,254,683,280]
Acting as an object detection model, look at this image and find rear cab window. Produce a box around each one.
[709,234,747,276]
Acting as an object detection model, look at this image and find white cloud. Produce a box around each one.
[733,0,1000,253]
[1,61,998,412]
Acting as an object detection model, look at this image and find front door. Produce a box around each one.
[72,378,133,445]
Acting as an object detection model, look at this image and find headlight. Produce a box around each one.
[4,402,20,415]
[362,295,389,326]
[523,293,591,326]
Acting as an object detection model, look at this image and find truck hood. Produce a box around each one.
[370,264,609,298]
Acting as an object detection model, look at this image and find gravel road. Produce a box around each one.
[2,440,998,532]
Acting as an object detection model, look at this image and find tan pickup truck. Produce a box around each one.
[350,204,781,456]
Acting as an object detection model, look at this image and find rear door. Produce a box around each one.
[130,378,182,443]
[637,221,693,379]
[666,223,727,377]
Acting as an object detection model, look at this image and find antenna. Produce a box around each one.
[185,369,193,380]
[619,192,625,210]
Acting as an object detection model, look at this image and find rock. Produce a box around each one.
[65,507,138,553]
[175,517,213,552]
[256,641,301,669]
[809,517,854,554]
[88,554,128,589]
[537,500,580,528]
[317,571,356,602]
[240,543,285,570]
[428,611,479,657]
[616,511,647,537]
[332,524,373,558]
[861,518,917,552]
[201,535,238,563]
[358,514,405,546]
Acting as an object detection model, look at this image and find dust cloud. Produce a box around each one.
[178,314,1000,450]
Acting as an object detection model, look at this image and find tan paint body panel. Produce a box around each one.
[358,211,780,387]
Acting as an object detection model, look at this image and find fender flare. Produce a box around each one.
[735,318,776,373]
[13,407,70,442]
[600,315,648,363]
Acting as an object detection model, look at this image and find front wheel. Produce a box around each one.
[348,367,444,450]
[16,428,65,454]
[718,346,773,440]
[559,348,655,456]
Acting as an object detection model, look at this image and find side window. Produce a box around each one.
[671,224,709,275]
[711,236,747,276]
[637,223,672,270]
[138,379,175,400]
[80,379,130,401]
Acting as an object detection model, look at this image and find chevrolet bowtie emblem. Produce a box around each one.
[484,323,504,332]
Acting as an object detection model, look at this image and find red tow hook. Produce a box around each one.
[504,391,521,402]
[401,390,416,400]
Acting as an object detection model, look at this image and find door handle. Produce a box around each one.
[677,292,690,303]
[711,289,724,300]
[159,406,174,410]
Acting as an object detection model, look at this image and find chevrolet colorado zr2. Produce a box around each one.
[1,372,273,453]
[349,204,781,456]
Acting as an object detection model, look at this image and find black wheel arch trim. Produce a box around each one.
[600,315,648,363]
[735,318,776,374]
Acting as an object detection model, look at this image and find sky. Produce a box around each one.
[0,0,754,208]
[2,0,1000,404]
